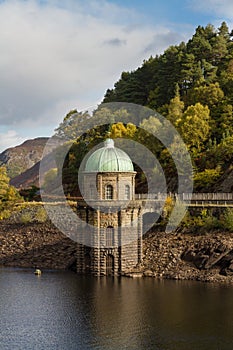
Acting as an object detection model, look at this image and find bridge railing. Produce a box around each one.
[135,193,169,200]
[179,193,233,201]
[39,192,233,203]
[135,193,233,201]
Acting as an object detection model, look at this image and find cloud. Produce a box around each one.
[0,0,191,152]
[103,38,127,47]
[189,0,233,19]
[144,31,186,53]
[0,130,25,151]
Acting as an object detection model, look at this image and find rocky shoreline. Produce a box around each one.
[139,230,233,284]
[0,221,77,270]
[1,220,233,283]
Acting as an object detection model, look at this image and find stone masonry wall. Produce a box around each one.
[76,204,142,275]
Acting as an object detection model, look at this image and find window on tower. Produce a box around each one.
[125,185,130,200]
[105,184,113,200]
[106,226,114,247]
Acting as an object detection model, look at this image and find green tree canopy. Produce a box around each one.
[0,167,22,219]
[178,103,210,154]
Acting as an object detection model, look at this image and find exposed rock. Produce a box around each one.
[0,221,77,269]
[1,218,233,284]
[141,230,233,283]
[143,269,154,277]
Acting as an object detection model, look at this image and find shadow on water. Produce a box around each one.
[0,267,233,350]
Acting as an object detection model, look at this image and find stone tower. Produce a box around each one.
[76,138,143,276]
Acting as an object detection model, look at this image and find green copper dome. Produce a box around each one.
[85,139,134,172]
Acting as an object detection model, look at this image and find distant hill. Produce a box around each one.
[10,152,57,189]
[0,137,61,190]
[0,138,49,179]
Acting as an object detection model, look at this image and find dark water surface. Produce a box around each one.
[0,268,233,350]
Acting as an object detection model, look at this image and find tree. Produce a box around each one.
[167,84,184,126]
[150,44,184,107]
[110,122,136,139]
[219,59,233,103]
[186,82,224,109]
[186,24,215,62]
[55,109,91,140]
[193,167,222,191]
[210,22,229,65]
[201,59,217,84]
[180,53,195,90]
[103,66,156,106]
[0,167,10,201]
[178,103,210,153]
[0,167,21,219]
[219,104,233,136]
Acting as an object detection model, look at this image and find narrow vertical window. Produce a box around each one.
[125,185,130,200]
[106,226,114,246]
[90,185,95,199]
[105,184,113,199]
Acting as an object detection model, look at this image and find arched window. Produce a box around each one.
[105,184,113,199]
[106,226,114,247]
[125,185,130,200]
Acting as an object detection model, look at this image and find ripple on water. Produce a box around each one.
[0,268,233,350]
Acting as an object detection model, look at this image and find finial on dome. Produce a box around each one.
[104,138,114,148]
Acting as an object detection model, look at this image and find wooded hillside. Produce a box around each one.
[101,22,233,192]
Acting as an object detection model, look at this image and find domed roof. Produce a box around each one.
[84,138,134,172]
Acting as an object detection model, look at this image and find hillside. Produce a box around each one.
[50,22,233,196]
[10,151,57,189]
[101,22,233,193]
[103,22,233,126]
[0,137,49,179]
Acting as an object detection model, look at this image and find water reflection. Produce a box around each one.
[84,278,233,350]
[0,268,233,350]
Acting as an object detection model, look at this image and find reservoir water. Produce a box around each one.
[0,267,233,350]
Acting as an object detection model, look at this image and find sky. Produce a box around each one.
[0,0,233,152]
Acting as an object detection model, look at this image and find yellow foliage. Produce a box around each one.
[163,196,175,218]
[110,122,137,139]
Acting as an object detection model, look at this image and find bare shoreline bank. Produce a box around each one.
[1,220,233,284]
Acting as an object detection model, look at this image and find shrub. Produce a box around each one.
[20,212,32,224]
[223,208,233,231]
[180,209,222,232]
[35,207,47,223]
[0,209,11,220]
[194,167,222,191]
[163,196,175,218]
